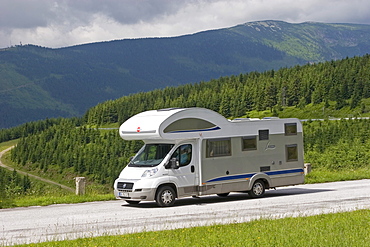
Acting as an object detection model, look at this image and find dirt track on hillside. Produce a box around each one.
[0,146,74,192]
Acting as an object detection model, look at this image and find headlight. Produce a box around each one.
[141,168,158,178]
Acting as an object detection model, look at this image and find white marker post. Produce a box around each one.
[75,177,86,195]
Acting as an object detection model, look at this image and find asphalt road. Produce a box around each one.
[1,179,370,246]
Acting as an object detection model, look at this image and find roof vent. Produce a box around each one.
[157,108,182,112]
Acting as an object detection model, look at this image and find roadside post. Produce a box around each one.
[304,163,312,175]
[75,177,86,195]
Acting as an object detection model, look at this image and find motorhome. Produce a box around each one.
[114,108,304,206]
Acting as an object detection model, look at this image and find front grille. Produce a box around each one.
[117,182,134,191]
[119,189,132,193]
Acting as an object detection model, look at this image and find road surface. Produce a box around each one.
[1,179,370,246]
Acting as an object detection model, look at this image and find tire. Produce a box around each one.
[217,192,230,197]
[125,200,140,205]
[248,180,265,198]
[156,186,176,207]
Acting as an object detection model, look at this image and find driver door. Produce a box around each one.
[167,143,198,196]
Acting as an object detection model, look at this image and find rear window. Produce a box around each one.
[285,123,297,135]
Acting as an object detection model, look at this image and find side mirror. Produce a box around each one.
[166,157,179,169]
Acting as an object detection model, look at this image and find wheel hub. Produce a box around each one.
[162,190,173,204]
[253,183,263,195]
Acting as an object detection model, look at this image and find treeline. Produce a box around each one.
[10,120,142,185]
[84,55,370,125]
[0,117,81,143]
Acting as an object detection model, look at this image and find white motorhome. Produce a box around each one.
[114,108,304,206]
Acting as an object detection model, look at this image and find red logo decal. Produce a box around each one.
[137,127,141,132]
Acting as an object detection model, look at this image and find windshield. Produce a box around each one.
[128,144,174,167]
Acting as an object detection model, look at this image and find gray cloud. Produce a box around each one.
[67,0,185,24]
[0,0,54,29]
[1,0,370,48]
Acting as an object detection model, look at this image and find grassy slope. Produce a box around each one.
[0,139,17,152]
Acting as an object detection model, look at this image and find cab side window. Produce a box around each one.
[171,144,192,167]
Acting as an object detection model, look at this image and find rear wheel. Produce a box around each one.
[156,186,176,207]
[248,180,265,198]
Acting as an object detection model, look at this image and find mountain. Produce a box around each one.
[1,20,370,128]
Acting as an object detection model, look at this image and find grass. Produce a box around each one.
[305,167,370,184]
[0,139,17,152]
[15,209,370,247]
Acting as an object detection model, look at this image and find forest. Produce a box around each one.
[1,54,370,199]
[84,54,370,126]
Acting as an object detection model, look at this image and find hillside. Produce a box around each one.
[1,20,370,128]
[1,55,369,209]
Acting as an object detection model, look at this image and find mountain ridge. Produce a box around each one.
[1,20,370,128]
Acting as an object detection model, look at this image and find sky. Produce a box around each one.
[1,0,370,49]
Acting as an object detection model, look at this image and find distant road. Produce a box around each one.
[1,179,369,246]
[0,146,74,192]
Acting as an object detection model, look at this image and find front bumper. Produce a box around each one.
[114,188,156,201]
[114,179,157,201]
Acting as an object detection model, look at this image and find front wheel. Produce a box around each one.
[248,180,265,198]
[156,186,176,207]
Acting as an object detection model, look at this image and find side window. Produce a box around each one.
[242,136,257,151]
[286,144,298,162]
[206,138,231,157]
[171,144,192,167]
[285,123,297,135]
[259,129,269,140]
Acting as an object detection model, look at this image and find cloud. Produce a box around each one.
[0,0,370,48]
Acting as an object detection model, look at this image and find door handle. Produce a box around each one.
[191,165,195,173]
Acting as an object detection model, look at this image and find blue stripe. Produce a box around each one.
[169,126,221,133]
[266,168,304,176]
[207,173,255,183]
[205,168,304,183]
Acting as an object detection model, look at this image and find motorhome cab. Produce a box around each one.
[114,108,304,207]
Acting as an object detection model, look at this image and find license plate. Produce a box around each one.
[119,192,129,197]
